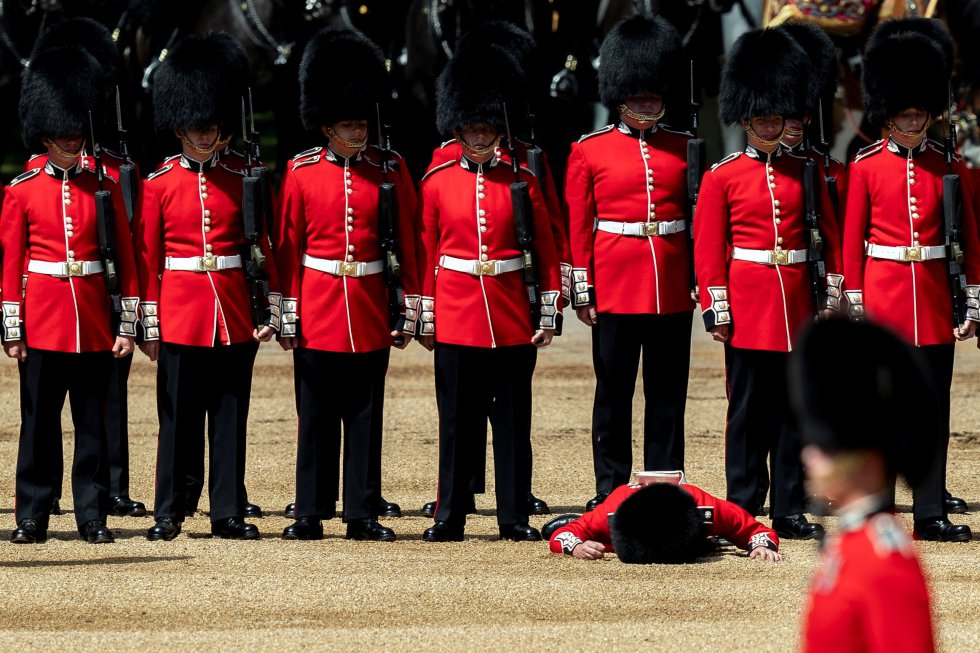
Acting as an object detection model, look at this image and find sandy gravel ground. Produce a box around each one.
[0,319,978,651]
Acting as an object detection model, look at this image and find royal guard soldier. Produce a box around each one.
[694,27,842,539]
[135,32,282,541]
[275,28,417,542]
[419,22,560,519]
[843,18,979,541]
[564,15,695,512]
[23,17,147,520]
[2,46,140,544]
[792,320,938,652]
[417,44,562,542]
[543,479,781,563]
[777,20,848,226]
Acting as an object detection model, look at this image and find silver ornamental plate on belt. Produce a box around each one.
[903,246,921,262]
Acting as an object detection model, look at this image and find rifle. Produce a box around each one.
[943,81,968,329]
[114,87,138,224]
[817,101,840,216]
[801,131,827,314]
[88,112,123,332]
[686,60,705,294]
[245,88,276,249]
[504,103,541,331]
[240,97,271,329]
[377,103,405,346]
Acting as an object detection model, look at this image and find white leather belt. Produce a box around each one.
[440,254,523,276]
[732,247,808,265]
[302,254,383,277]
[865,241,946,262]
[597,219,686,237]
[28,259,104,277]
[165,254,242,272]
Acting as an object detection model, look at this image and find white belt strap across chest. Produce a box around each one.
[302,253,383,277]
[440,254,524,276]
[731,247,808,265]
[865,242,946,262]
[165,254,242,272]
[28,259,104,277]
[596,219,686,237]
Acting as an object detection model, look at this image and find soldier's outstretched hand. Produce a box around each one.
[112,336,135,358]
[571,540,606,560]
[139,341,160,361]
[253,326,275,342]
[3,340,27,361]
[749,547,782,562]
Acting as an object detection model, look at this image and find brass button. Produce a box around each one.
[346,189,353,195]
[347,207,354,215]
[202,193,209,200]
[346,255,354,262]
[478,193,485,199]
[204,209,212,217]
[777,237,784,244]
[481,245,488,252]
[480,226,487,233]
[481,254,488,261]
[348,245,355,252]
[479,210,486,216]
[204,226,211,233]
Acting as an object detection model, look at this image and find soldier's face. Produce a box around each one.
[782,117,805,146]
[748,115,784,140]
[460,124,499,150]
[624,94,663,118]
[327,120,369,146]
[891,108,929,134]
[46,133,84,155]
[179,126,220,149]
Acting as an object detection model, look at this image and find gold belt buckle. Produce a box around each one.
[477,260,497,276]
[341,261,359,276]
[770,250,789,265]
[641,222,661,237]
[67,261,83,276]
[903,246,922,262]
[202,255,217,271]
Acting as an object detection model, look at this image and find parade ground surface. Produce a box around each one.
[1,319,979,651]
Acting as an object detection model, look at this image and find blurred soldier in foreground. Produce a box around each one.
[843,18,978,541]
[543,477,781,563]
[2,45,139,544]
[136,33,281,542]
[416,44,562,543]
[694,27,842,540]
[565,15,695,512]
[792,319,937,652]
[276,28,417,541]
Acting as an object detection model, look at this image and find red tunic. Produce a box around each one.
[1,160,140,352]
[417,154,562,348]
[276,145,418,352]
[134,152,280,347]
[549,482,779,555]
[694,146,843,351]
[784,144,849,227]
[803,507,935,653]
[564,122,696,315]
[26,149,138,182]
[843,138,980,346]
[426,138,570,274]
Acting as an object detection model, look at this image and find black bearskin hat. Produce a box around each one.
[153,32,249,136]
[598,14,684,111]
[946,0,980,88]
[789,319,938,486]
[862,18,953,127]
[720,28,808,125]
[435,44,525,136]
[778,21,837,118]
[33,17,122,86]
[19,46,104,149]
[610,483,708,565]
[299,28,388,131]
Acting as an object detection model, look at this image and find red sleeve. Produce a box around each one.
[842,163,870,295]
[957,161,980,289]
[548,485,632,554]
[0,189,27,340]
[693,169,731,329]
[862,561,936,653]
[274,169,305,303]
[418,179,439,301]
[110,182,140,302]
[527,174,563,319]
[394,156,420,298]
[687,486,779,551]
[132,179,163,341]
[563,142,595,307]
[539,153,570,265]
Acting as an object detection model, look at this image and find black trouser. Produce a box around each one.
[292,348,390,522]
[15,349,112,530]
[591,311,692,493]
[724,345,804,519]
[433,343,536,527]
[908,344,953,521]
[153,341,258,523]
[52,355,134,501]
